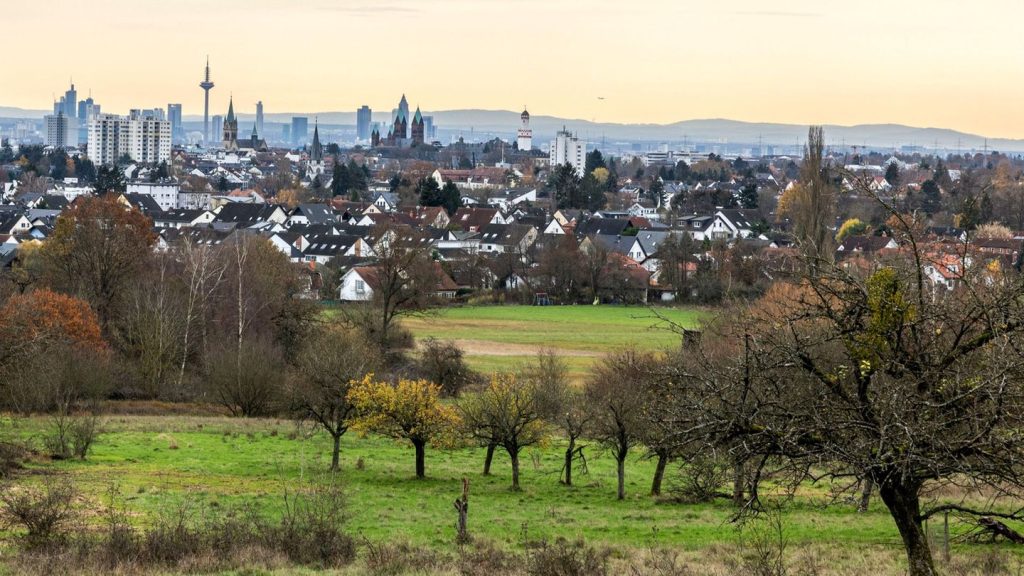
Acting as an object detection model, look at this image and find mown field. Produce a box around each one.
[401,305,705,380]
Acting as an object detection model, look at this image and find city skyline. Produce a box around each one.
[4,0,1024,139]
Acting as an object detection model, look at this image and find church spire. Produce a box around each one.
[310,120,323,162]
[226,96,235,123]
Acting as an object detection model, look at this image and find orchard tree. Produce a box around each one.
[460,373,546,490]
[532,350,591,486]
[348,377,460,478]
[290,323,383,470]
[586,349,655,500]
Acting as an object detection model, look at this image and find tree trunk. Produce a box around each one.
[651,451,669,496]
[510,449,521,491]
[616,455,626,500]
[563,437,575,486]
[414,439,426,479]
[879,481,937,576]
[732,458,745,508]
[330,433,341,471]
[858,477,874,513]
[483,443,496,476]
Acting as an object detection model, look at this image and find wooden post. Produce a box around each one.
[454,477,469,544]
[943,512,950,563]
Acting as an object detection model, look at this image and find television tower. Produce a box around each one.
[199,56,215,143]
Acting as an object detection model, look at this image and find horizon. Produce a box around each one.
[5,0,1024,139]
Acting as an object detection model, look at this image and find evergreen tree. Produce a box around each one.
[417,177,443,208]
[921,180,941,215]
[441,180,461,215]
[885,162,901,188]
[585,149,606,174]
[739,181,759,209]
[95,165,127,194]
[331,163,351,197]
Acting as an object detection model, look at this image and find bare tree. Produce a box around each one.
[532,350,591,486]
[586,349,654,500]
[665,234,1024,576]
[459,373,546,490]
[175,237,226,391]
[290,323,382,470]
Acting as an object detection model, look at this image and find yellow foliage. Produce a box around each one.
[347,376,461,445]
[591,167,610,185]
[835,218,868,242]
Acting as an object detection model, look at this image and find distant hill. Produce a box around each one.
[6,103,1023,151]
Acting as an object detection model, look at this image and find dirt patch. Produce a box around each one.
[435,339,601,358]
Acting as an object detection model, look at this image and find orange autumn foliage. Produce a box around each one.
[0,289,107,353]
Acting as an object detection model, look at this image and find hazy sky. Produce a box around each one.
[5,0,1023,137]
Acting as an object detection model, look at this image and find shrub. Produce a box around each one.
[362,539,443,576]
[527,537,609,576]
[458,539,520,576]
[0,477,78,548]
[670,456,730,504]
[418,338,478,397]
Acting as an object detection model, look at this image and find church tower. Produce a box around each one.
[397,94,410,139]
[411,107,425,145]
[517,108,532,151]
[222,96,238,151]
[306,120,325,180]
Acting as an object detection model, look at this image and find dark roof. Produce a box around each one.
[574,217,632,238]
[214,203,281,225]
[479,223,535,247]
[452,207,498,232]
[304,233,361,257]
[124,193,162,214]
[155,209,206,223]
[292,203,336,225]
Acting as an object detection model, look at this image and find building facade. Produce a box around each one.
[87,111,171,165]
[291,117,308,147]
[167,103,183,143]
[549,129,586,175]
[357,105,372,141]
[45,113,75,148]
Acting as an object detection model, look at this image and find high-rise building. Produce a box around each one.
[63,82,77,119]
[291,117,308,147]
[45,112,75,148]
[281,124,291,143]
[199,57,215,144]
[423,116,435,141]
[356,105,372,141]
[211,115,223,145]
[517,109,533,151]
[549,128,586,175]
[167,103,183,142]
[77,96,100,145]
[87,111,170,165]
[256,101,264,138]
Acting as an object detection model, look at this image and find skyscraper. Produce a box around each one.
[256,101,264,138]
[77,94,99,145]
[63,82,77,119]
[198,57,215,144]
[212,115,223,146]
[357,105,372,141]
[167,103,183,143]
[291,117,308,147]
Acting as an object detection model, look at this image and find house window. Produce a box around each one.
[355,280,365,294]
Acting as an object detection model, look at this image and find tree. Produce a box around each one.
[532,350,591,486]
[290,323,383,470]
[0,289,106,371]
[920,180,941,215]
[835,217,869,242]
[416,177,442,208]
[331,163,351,197]
[586,349,654,500]
[460,373,545,490]
[885,162,901,188]
[585,149,606,174]
[790,126,836,273]
[348,377,460,478]
[440,180,461,215]
[42,195,156,331]
[354,223,440,353]
[667,236,1024,576]
[207,337,285,417]
[94,165,126,194]
[739,181,758,209]
[417,338,476,397]
[548,163,582,209]
[655,234,697,301]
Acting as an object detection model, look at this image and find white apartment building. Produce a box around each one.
[88,111,171,166]
[549,129,586,176]
[126,182,180,211]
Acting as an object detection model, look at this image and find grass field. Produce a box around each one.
[2,414,1022,574]
[401,305,705,379]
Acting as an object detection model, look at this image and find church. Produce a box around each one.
[371,94,425,148]
[222,97,268,152]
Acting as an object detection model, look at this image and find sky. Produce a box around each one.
[4,0,1024,138]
